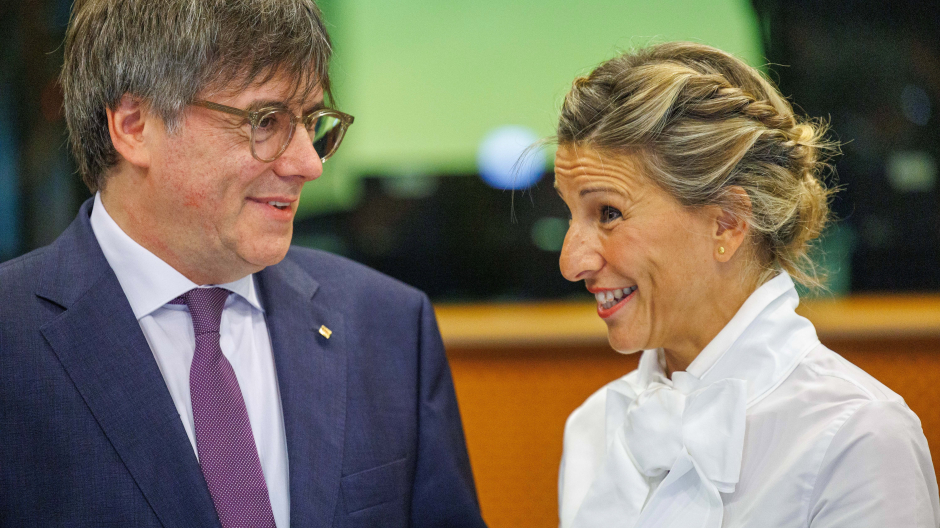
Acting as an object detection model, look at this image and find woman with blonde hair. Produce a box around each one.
[554,42,939,528]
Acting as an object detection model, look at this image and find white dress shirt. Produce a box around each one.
[90,193,290,528]
[559,272,940,528]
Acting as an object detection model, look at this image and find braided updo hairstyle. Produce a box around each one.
[558,42,837,288]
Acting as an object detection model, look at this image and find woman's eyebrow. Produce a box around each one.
[579,186,627,198]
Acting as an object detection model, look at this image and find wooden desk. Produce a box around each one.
[437,296,940,528]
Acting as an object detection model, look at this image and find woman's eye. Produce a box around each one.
[599,205,622,223]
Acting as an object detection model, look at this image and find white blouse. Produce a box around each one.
[559,272,940,528]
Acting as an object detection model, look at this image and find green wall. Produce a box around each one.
[301,0,763,216]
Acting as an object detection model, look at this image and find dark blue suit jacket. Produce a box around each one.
[0,199,487,527]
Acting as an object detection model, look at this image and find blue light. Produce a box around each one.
[476,126,546,190]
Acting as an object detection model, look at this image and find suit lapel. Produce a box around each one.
[36,202,219,528]
[258,255,347,527]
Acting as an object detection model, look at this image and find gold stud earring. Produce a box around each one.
[718,246,726,255]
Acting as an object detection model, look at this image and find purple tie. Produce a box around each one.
[172,288,276,528]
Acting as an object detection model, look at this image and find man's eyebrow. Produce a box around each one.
[247,99,289,111]
[303,101,327,115]
[245,99,327,114]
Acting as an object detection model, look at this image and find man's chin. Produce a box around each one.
[239,239,292,270]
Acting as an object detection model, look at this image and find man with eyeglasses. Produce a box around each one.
[0,1,486,527]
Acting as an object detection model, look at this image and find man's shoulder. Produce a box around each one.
[0,246,51,295]
[1,199,105,304]
[0,245,58,337]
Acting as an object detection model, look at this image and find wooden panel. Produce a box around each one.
[435,302,609,348]
[799,296,940,339]
[435,295,940,347]
[449,346,637,528]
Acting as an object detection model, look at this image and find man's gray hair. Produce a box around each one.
[61,0,333,192]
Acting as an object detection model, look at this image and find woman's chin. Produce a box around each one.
[607,334,645,355]
[604,316,650,354]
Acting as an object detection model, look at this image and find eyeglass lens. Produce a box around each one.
[251,110,345,162]
[310,115,344,160]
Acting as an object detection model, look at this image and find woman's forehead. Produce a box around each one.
[554,145,647,194]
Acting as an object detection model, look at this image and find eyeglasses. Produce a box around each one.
[193,100,354,163]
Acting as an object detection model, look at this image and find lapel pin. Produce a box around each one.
[318,325,333,339]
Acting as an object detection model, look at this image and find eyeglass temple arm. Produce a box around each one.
[196,100,354,127]
[194,100,252,119]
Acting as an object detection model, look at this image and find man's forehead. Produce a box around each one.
[203,70,324,108]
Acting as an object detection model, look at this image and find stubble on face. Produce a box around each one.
[106,74,324,285]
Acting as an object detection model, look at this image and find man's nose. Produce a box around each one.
[272,123,323,181]
[559,223,604,282]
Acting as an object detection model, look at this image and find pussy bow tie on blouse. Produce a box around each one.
[570,371,747,528]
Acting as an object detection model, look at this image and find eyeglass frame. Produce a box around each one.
[192,100,355,163]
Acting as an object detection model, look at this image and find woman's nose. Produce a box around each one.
[559,223,604,282]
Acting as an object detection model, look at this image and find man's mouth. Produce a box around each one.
[248,197,295,212]
[595,286,637,311]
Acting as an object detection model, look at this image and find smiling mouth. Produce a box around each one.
[595,286,638,311]
[249,197,294,211]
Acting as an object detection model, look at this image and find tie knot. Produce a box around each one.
[172,287,230,336]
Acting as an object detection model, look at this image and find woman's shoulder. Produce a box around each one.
[766,343,928,453]
[791,344,907,404]
[788,344,930,459]
[755,344,918,442]
[796,347,940,525]
[730,346,938,526]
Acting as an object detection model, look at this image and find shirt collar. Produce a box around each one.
[89,192,264,319]
[637,272,819,406]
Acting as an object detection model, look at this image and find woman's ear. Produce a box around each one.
[105,94,153,170]
[711,186,751,262]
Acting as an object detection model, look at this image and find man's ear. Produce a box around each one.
[106,95,153,170]
[711,186,751,263]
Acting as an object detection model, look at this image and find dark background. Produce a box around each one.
[2,0,938,299]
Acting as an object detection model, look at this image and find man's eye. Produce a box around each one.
[600,205,622,223]
[257,116,276,130]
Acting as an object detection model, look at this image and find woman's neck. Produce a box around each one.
[661,270,765,378]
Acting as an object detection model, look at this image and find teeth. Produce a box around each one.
[268,201,290,208]
[595,286,637,309]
